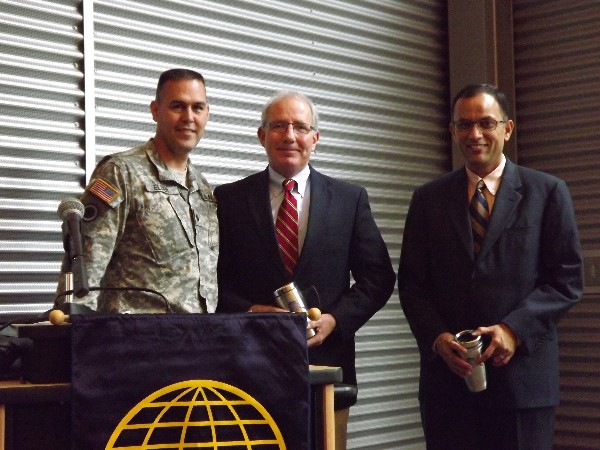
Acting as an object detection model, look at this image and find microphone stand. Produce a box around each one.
[63,272,74,304]
[61,218,89,302]
[71,253,89,299]
[60,232,75,308]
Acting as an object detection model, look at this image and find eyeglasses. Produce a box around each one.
[265,121,315,135]
[452,118,507,132]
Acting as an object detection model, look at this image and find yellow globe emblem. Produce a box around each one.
[106,380,286,449]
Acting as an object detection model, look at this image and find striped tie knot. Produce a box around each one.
[283,178,295,193]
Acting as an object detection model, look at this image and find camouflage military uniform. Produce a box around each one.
[65,139,218,313]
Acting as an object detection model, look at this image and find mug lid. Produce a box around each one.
[273,282,297,297]
[454,329,481,347]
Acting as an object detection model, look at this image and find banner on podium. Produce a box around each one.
[70,313,309,450]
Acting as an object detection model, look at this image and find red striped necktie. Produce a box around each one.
[276,179,299,277]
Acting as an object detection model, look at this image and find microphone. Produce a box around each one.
[57,198,89,298]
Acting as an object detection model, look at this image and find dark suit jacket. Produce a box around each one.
[398,159,583,410]
[215,165,395,387]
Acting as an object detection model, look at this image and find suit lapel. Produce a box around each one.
[245,169,289,277]
[295,167,330,275]
[478,160,522,257]
[444,170,474,258]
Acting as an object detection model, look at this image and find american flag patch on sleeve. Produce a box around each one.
[89,178,120,205]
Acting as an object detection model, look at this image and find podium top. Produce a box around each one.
[15,322,70,339]
[12,321,343,386]
[308,365,343,385]
[0,380,70,404]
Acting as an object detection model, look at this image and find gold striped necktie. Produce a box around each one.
[470,180,489,256]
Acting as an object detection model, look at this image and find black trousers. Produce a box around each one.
[420,398,556,450]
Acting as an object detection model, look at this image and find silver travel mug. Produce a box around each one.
[273,282,315,338]
[454,330,487,392]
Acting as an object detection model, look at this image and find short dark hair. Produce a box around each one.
[155,68,206,101]
[451,84,511,119]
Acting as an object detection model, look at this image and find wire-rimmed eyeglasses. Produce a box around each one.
[452,118,507,132]
[265,121,315,135]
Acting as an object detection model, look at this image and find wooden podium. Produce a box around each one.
[308,365,343,450]
[0,320,342,450]
[0,380,70,450]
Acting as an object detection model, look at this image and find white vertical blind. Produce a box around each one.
[0,0,84,314]
[0,0,450,447]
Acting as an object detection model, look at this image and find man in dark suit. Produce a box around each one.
[398,84,583,449]
[215,91,395,448]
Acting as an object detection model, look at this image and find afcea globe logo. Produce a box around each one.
[106,380,285,449]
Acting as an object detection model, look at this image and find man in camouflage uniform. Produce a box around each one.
[57,68,218,313]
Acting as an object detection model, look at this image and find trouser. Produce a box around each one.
[421,399,556,450]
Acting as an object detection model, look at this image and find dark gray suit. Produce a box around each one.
[398,159,583,448]
[215,165,395,394]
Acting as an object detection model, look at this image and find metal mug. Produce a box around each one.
[455,329,487,392]
[273,282,315,338]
